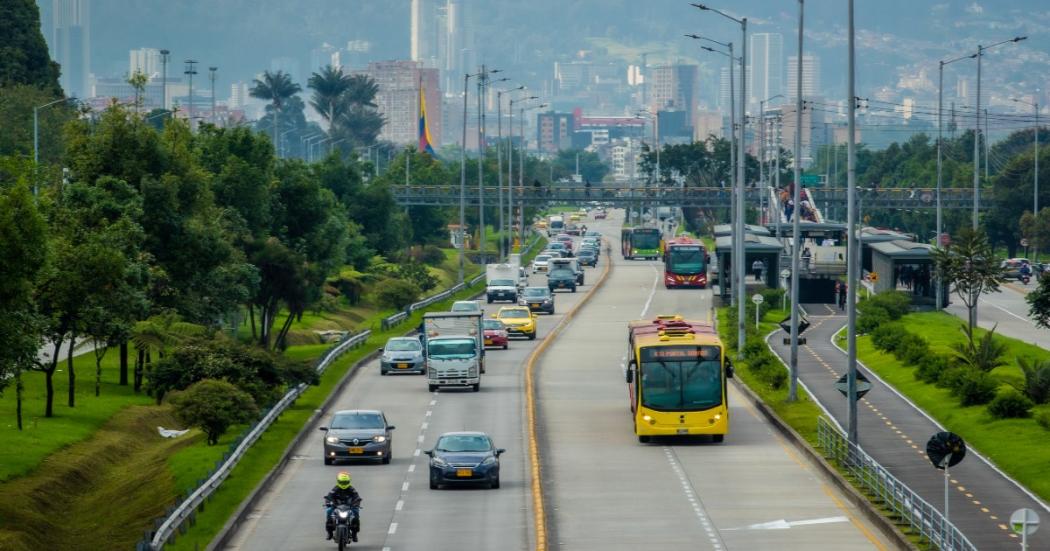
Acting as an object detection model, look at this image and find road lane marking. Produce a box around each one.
[402,482,410,492]
[639,264,659,317]
[663,446,726,550]
[407,464,415,473]
[421,422,428,430]
[429,400,436,406]
[413,448,420,456]
[395,499,404,511]
[724,515,849,530]
[388,522,398,535]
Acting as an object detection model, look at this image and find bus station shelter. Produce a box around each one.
[859,227,913,273]
[713,224,771,238]
[869,240,944,308]
[715,234,784,299]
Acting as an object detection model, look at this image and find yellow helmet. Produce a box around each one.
[336,471,352,489]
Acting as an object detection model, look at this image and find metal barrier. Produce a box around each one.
[816,417,977,551]
[146,329,370,550]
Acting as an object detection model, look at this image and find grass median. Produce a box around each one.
[836,310,1050,502]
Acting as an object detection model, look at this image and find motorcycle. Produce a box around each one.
[1021,274,1031,285]
[325,500,361,550]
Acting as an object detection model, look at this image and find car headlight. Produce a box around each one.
[326,436,340,444]
[481,456,497,466]
[374,435,387,443]
[432,457,449,467]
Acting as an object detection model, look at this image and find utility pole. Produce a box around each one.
[846,0,860,444]
[496,89,505,259]
[184,60,198,130]
[458,73,471,284]
[160,49,170,113]
[788,0,803,401]
[209,66,218,125]
[477,66,487,264]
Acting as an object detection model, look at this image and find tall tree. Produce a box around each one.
[1028,275,1050,329]
[307,65,352,125]
[0,0,62,94]
[249,70,302,148]
[933,226,1003,333]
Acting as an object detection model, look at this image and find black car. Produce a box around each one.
[577,249,598,267]
[548,267,577,292]
[520,286,555,314]
[427,431,504,489]
[320,409,396,465]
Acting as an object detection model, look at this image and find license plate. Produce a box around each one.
[484,339,493,345]
[456,468,472,478]
[676,429,689,435]
[348,447,365,454]
[530,303,540,308]
[397,363,409,369]
[558,283,565,287]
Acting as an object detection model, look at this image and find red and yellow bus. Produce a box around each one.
[661,237,709,289]
[626,316,731,443]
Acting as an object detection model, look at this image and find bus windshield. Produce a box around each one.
[633,230,661,250]
[668,247,705,274]
[549,220,564,230]
[428,338,477,359]
[639,345,723,411]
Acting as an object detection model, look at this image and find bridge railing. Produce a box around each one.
[817,417,977,551]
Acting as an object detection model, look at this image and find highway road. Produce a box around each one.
[945,282,1048,349]
[223,212,896,551]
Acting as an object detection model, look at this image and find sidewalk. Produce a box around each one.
[769,307,1049,551]
[945,284,1049,350]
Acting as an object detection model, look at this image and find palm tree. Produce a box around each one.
[130,313,205,392]
[249,70,302,148]
[344,74,380,108]
[307,65,352,126]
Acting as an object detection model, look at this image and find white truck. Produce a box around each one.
[486,263,520,303]
[547,215,565,237]
[423,312,484,392]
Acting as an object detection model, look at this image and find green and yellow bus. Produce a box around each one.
[626,317,732,443]
[621,227,662,260]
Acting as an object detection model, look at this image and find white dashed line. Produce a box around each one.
[421,422,428,430]
[382,547,391,551]
[663,446,725,550]
[640,265,659,317]
[395,499,404,511]
[402,481,410,492]
[408,464,415,473]
[417,434,425,443]
[425,410,432,417]
[414,448,421,457]
[429,400,437,406]
[388,522,398,535]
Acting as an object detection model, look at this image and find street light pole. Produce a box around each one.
[788,0,804,401]
[184,60,198,129]
[459,72,473,284]
[938,53,976,310]
[160,49,170,112]
[496,89,505,259]
[209,66,218,125]
[846,0,860,443]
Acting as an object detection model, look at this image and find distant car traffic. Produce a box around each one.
[520,286,555,314]
[594,210,607,219]
[533,254,552,273]
[495,306,537,340]
[380,337,425,375]
[1001,258,1031,280]
[482,319,509,350]
[548,267,578,293]
[545,241,571,257]
[451,300,483,314]
[427,432,505,489]
[576,248,598,267]
[321,409,396,465]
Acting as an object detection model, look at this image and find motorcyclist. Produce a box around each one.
[1020,262,1032,282]
[324,471,362,542]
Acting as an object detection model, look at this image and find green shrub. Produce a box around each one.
[372,278,421,310]
[1017,359,1050,405]
[170,379,259,445]
[916,354,952,384]
[988,388,1033,419]
[1036,411,1050,431]
[865,291,911,319]
[397,261,438,292]
[893,333,929,366]
[953,369,999,406]
[871,323,909,353]
[419,244,447,266]
[857,306,890,334]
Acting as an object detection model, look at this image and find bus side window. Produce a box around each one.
[725,358,734,378]
[626,360,635,384]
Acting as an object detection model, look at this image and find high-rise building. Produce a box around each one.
[650,64,698,125]
[362,61,442,147]
[786,55,821,100]
[129,48,161,79]
[749,33,784,108]
[537,111,574,153]
[51,0,91,98]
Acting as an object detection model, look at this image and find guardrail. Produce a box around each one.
[817,417,977,551]
[143,329,371,550]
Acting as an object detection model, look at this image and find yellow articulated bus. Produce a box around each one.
[626,316,733,443]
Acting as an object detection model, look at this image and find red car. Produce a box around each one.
[594,210,607,219]
[482,319,509,350]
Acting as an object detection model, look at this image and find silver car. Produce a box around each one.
[380,337,425,375]
[321,409,396,465]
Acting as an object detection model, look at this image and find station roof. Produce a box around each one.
[715,234,785,253]
[859,227,914,244]
[766,221,848,236]
[713,224,771,237]
[869,240,935,260]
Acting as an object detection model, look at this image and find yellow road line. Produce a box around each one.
[525,251,613,551]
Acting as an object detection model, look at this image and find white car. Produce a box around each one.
[450,300,483,314]
[533,254,552,273]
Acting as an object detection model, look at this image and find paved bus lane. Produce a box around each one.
[539,223,895,551]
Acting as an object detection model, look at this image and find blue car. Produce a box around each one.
[426,432,505,489]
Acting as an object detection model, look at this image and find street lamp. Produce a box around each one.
[497,85,525,258]
[160,49,170,112]
[33,96,79,197]
[519,101,548,244]
[459,71,486,283]
[846,0,860,443]
[509,94,538,250]
[184,60,198,129]
[787,0,805,402]
[209,66,218,125]
[760,94,784,231]
[1012,97,1041,232]
[688,5,748,359]
[635,108,661,222]
[475,68,503,264]
[970,36,1027,229]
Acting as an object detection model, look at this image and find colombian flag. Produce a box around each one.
[418,85,436,156]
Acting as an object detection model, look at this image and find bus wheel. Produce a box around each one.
[638,435,651,444]
[711,434,725,443]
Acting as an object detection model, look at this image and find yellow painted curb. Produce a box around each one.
[525,247,614,551]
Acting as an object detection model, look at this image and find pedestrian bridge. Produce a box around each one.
[391,184,983,210]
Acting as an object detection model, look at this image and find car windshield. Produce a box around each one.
[535,255,551,263]
[549,268,574,278]
[548,243,565,250]
[331,412,385,430]
[385,339,421,352]
[436,435,491,453]
[488,279,515,286]
[428,338,477,358]
[639,345,723,411]
[578,250,595,257]
[500,309,531,319]
[482,319,504,330]
[523,288,548,297]
[451,302,479,311]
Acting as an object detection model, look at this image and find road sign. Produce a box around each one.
[751,294,764,305]
[869,272,879,283]
[800,174,822,185]
[1011,508,1039,536]
[926,432,966,470]
[835,371,872,400]
[1021,238,1030,247]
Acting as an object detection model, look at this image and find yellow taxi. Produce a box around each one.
[494,306,537,340]
[569,213,581,223]
[536,220,548,230]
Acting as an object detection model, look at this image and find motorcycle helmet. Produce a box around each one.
[336,471,352,489]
